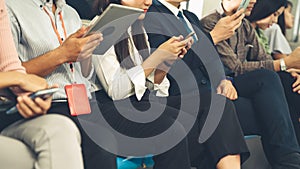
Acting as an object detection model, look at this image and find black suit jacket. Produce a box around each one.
[144,0,227,95]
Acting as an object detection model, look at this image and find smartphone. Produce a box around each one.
[185,32,195,40]
[238,0,251,10]
[28,88,59,100]
[5,88,59,115]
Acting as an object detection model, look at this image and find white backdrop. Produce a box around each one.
[182,0,204,18]
[183,0,221,19]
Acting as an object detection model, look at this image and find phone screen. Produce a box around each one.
[238,0,250,10]
[185,32,195,40]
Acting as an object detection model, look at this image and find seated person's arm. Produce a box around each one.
[22,28,102,77]
[272,52,288,60]
[209,9,245,44]
[0,71,52,118]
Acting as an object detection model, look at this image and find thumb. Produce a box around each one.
[71,27,87,38]
[216,86,222,94]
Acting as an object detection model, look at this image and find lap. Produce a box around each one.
[0,135,35,169]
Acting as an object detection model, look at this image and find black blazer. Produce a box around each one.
[144,0,227,95]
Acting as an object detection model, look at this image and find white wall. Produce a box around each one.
[184,0,220,19]
[183,0,203,18]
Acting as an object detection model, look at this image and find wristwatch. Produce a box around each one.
[280,58,287,71]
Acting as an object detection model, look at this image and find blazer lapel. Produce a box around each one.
[151,0,191,37]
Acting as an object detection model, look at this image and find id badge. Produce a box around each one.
[65,84,91,116]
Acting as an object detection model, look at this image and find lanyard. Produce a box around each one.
[43,7,75,83]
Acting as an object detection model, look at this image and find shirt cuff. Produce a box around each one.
[126,65,147,101]
[154,77,170,97]
[265,60,275,71]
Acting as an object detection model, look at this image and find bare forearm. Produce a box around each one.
[142,50,163,78]
[154,63,170,84]
[22,49,67,77]
[0,71,25,88]
[272,53,287,60]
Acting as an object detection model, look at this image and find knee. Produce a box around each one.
[40,114,81,143]
[221,99,239,122]
[0,136,35,169]
[24,114,81,147]
[254,69,281,85]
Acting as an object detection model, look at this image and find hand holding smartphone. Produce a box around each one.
[184,32,195,49]
[177,32,195,58]
[5,88,59,115]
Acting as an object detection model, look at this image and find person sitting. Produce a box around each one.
[200,0,300,168]
[94,0,252,169]
[0,0,83,168]
[261,1,294,60]
[142,0,300,168]
[278,0,294,36]
[5,0,117,168]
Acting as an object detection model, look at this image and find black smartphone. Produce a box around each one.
[28,88,59,100]
[5,88,59,115]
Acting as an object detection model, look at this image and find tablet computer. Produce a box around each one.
[84,4,144,54]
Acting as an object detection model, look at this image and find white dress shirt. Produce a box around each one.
[93,27,170,101]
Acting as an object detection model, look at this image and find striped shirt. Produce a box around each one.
[6,0,93,99]
[0,0,25,73]
[200,11,274,76]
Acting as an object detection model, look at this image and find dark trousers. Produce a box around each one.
[278,71,300,144]
[96,90,191,169]
[48,101,117,169]
[233,69,300,165]
[96,89,249,169]
[165,92,249,168]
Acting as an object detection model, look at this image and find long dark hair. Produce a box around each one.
[278,1,293,35]
[101,0,150,69]
[246,0,287,22]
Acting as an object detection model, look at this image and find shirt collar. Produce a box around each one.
[158,0,183,16]
[37,0,65,11]
[216,2,224,15]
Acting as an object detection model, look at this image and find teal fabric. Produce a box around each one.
[255,28,271,55]
[116,136,258,169]
[117,156,154,169]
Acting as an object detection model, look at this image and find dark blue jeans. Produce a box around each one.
[233,69,300,165]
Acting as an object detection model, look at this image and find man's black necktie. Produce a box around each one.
[177,11,197,41]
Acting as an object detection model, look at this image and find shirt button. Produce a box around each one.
[201,79,207,85]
